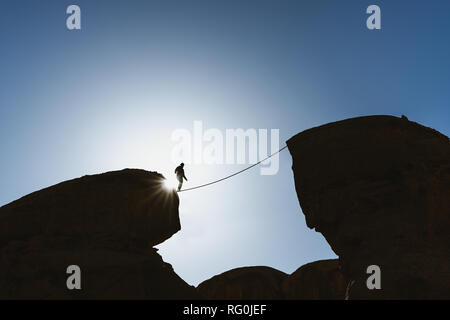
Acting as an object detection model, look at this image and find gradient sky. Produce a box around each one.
[1,0,449,286]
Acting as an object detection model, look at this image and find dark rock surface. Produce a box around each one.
[287,115,450,299]
[282,259,346,300]
[0,169,197,299]
[197,266,287,299]
[197,260,346,300]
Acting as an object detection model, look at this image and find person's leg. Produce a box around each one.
[177,176,183,191]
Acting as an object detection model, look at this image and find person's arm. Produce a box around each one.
[183,174,188,181]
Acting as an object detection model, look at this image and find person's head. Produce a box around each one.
[180,163,184,167]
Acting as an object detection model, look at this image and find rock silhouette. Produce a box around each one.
[0,169,197,299]
[197,260,346,299]
[1,115,448,299]
[287,115,450,299]
[282,259,346,300]
[197,266,287,299]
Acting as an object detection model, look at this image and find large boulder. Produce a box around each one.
[0,169,180,248]
[287,115,450,299]
[282,259,346,300]
[197,266,287,299]
[197,261,346,300]
[0,169,197,299]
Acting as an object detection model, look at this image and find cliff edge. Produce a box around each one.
[0,169,197,299]
[287,115,450,299]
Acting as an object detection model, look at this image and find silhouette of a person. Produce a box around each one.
[175,163,188,191]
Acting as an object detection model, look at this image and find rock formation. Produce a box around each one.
[0,169,197,299]
[2,115,448,300]
[287,115,450,299]
[197,266,287,299]
[282,259,346,299]
[197,260,346,300]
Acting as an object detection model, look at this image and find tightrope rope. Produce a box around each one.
[177,146,288,193]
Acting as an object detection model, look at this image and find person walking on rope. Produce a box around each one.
[175,163,188,191]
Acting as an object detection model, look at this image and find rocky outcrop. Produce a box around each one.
[197,261,346,300]
[0,169,197,299]
[197,267,287,299]
[282,259,346,300]
[287,115,450,299]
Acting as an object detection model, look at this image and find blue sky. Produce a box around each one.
[1,0,449,286]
